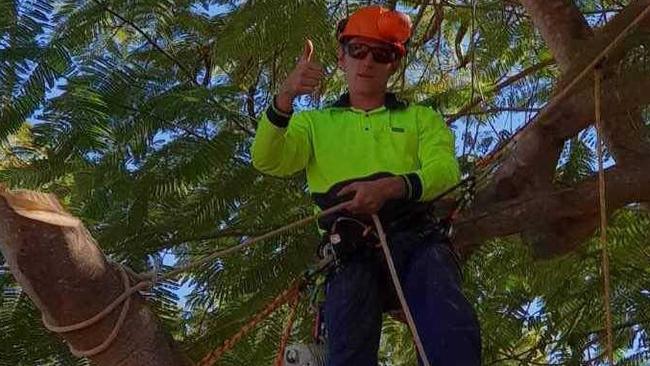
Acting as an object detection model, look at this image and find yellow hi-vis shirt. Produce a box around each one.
[251,93,460,202]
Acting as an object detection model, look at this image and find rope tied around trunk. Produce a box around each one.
[41,263,152,357]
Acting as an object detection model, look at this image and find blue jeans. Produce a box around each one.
[323,227,481,366]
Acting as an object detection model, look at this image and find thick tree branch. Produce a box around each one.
[477,68,650,206]
[519,0,593,70]
[467,12,650,253]
[593,0,650,65]
[552,0,650,100]
[457,163,650,257]
[0,190,191,365]
[531,70,650,141]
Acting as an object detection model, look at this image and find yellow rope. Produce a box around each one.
[594,68,614,364]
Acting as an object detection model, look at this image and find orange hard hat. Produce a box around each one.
[338,6,412,56]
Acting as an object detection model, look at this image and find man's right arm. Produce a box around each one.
[251,39,323,177]
[251,98,312,177]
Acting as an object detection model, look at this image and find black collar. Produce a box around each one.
[331,92,409,110]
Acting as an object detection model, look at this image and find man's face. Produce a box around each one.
[337,37,401,97]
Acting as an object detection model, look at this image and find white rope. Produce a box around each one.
[372,214,431,366]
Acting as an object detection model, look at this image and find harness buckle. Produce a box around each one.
[317,216,379,268]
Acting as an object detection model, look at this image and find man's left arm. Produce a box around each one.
[400,106,460,202]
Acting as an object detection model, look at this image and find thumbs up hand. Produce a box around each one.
[276,39,324,113]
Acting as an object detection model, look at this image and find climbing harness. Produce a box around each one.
[317,215,379,268]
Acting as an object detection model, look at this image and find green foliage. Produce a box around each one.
[464,208,650,366]
[556,134,597,185]
[0,1,648,365]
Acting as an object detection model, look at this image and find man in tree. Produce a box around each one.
[251,5,480,366]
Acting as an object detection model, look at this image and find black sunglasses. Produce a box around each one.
[344,43,399,64]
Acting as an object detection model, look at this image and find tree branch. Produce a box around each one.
[601,109,650,167]
[0,190,191,365]
[457,163,650,257]
[95,0,195,83]
[476,68,650,206]
[591,0,650,65]
[96,0,256,138]
[447,58,556,125]
[519,0,593,70]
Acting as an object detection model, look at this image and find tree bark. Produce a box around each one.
[601,109,650,167]
[0,189,191,366]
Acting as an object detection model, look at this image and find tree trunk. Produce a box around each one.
[0,189,191,366]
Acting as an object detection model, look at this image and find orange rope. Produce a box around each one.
[274,292,302,366]
[197,279,303,366]
[594,68,614,364]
